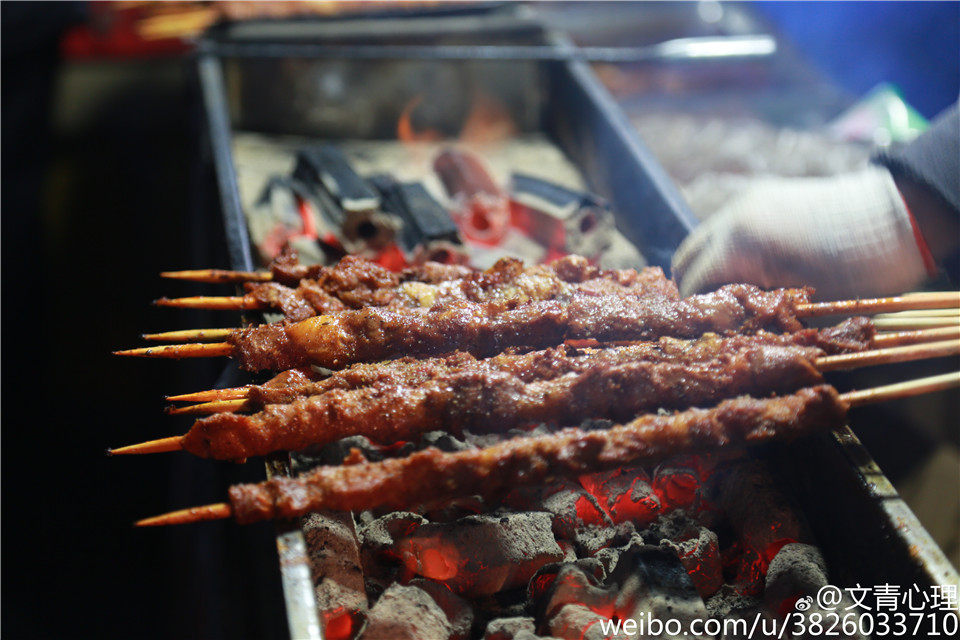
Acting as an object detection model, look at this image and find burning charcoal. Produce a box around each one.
[641,509,698,544]
[710,459,812,594]
[591,531,645,576]
[538,564,612,619]
[360,583,455,640]
[409,578,474,640]
[557,539,577,563]
[503,478,612,543]
[643,511,723,598]
[660,525,723,599]
[579,467,662,527]
[764,543,868,640]
[509,173,615,259]
[483,616,546,640]
[472,586,530,622]
[420,430,472,453]
[434,147,511,245]
[573,557,608,583]
[369,175,465,258]
[359,511,426,584]
[763,542,828,609]
[394,512,564,598]
[502,472,643,559]
[704,584,762,620]
[652,462,703,512]
[421,496,487,524]
[573,521,638,558]
[302,511,367,640]
[529,557,609,608]
[295,435,414,469]
[548,604,620,640]
[607,543,711,640]
[295,144,399,253]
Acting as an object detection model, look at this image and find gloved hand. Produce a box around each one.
[671,166,937,301]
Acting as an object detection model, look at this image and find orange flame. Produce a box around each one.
[459,91,518,144]
[397,91,518,144]
[397,95,444,143]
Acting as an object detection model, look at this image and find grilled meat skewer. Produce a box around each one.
[114,330,960,461]
[117,284,814,370]
[139,385,849,525]
[225,284,811,371]
[181,317,873,407]
[148,337,832,460]
[161,320,955,405]
[158,253,680,322]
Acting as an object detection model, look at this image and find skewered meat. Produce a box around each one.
[264,246,473,287]
[240,253,678,321]
[185,340,824,459]
[181,321,874,460]
[225,386,847,524]
[238,318,872,406]
[228,284,812,371]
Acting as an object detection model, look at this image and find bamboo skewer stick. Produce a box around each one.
[874,308,960,318]
[814,339,960,372]
[154,296,267,311]
[136,503,232,527]
[843,371,960,408]
[133,372,960,526]
[871,317,960,331]
[166,387,252,403]
[142,328,234,342]
[110,436,184,456]
[165,399,252,416]
[796,291,959,317]
[160,269,272,283]
[113,342,233,359]
[871,326,960,347]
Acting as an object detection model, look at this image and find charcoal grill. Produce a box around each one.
[189,5,959,638]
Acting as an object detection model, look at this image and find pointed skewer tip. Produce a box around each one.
[153,295,264,311]
[142,328,235,342]
[160,269,272,283]
[165,386,250,403]
[135,503,232,527]
[113,342,233,359]
[109,436,184,455]
[165,399,251,416]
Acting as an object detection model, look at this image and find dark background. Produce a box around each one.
[2,3,957,639]
[2,3,286,638]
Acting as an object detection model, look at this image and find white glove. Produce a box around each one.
[671,167,936,301]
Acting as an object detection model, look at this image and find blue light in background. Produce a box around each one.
[750,0,959,119]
